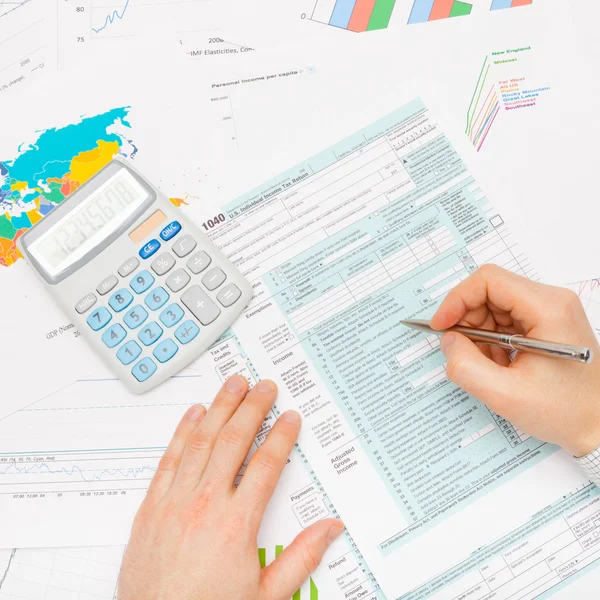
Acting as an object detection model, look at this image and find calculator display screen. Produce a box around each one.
[29,169,148,276]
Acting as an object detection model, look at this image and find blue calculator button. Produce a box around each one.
[159,303,184,328]
[131,357,157,382]
[139,239,161,259]
[86,307,112,331]
[130,270,155,294]
[117,340,142,365]
[160,221,181,242]
[175,320,200,345]
[144,287,170,311]
[123,305,148,329]
[153,338,179,363]
[138,321,163,346]
[108,288,133,312]
[101,323,127,348]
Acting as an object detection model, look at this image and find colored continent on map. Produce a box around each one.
[0,107,137,267]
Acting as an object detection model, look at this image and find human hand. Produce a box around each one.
[430,265,600,457]
[117,376,344,600]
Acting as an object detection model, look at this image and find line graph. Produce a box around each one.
[90,0,218,38]
[92,0,130,33]
[465,48,550,152]
[0,0,49,93]
[0,546,123,597]
[466,56,500,152]
[0,0,31,19]
[0,451,158,485]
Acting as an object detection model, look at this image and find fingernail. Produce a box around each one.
[226,376,247,394]
[256,379,276,393]
[440,333,455,355]
[327,524,345,544]
[281,410,300,424]
[187,405,205,421]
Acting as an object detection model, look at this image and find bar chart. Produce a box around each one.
[491,0,533,9]
[310,0,534,31]
[312,0,397,32]
[408,0,473,24]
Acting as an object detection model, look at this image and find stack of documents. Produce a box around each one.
[1,1,600,598]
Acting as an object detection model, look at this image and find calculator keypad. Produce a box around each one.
[130,270,155,294]
[97,275,118,296]
[144,287,170,311]
[172,235,197,258]
[217,284,242,307]
[117,341,142,365]
[202,267,226,291]
[151,252,176,276]
[153,339,179,363]
[123,305,148,329]
[159,304,184,328]
[138,321,163,346]
[82,224,244,386]
[132,357,157,382]
[166,269,190,293]
[75,293,97,314]
[87,307,112,331]
[139,239,161,259]
[181,286,220,325]
[160,221,181,241]
[109,289,134,312]
[101,323,127,348]
[118,257,139,277]
[186,251,211,274]
[175,320,200,344]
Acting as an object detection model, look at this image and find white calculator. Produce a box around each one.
[18,158,253,393]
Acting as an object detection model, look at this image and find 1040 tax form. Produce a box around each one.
[207,98,600,599]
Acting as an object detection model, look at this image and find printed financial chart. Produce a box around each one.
[0,0,53,93]
[56,0,236,68]
[308,0,534,32]
[465,45,550,152]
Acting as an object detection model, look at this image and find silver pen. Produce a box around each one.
[400,319,593,364]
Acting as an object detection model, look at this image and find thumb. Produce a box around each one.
[441,332,518,411]
[260,519,344,600]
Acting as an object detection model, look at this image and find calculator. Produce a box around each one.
[18,158,253,393]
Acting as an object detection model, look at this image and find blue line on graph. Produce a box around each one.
[92,0,130,34]
[0,460,156,482]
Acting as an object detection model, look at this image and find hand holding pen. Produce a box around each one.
[413,265,600,458]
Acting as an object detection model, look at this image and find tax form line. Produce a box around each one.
[378,442,548,548]
[264,217,531,359]
[403,483,599,600]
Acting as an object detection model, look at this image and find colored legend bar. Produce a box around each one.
[408,0,471,24]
